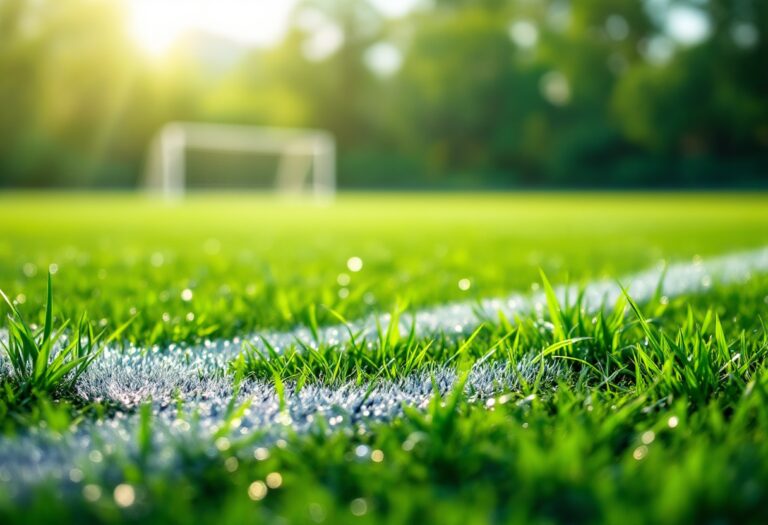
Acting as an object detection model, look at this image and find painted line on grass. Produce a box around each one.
[58,245,768,409]
[0,359,562,493]
[1,246,768,492]
[238,245,768,357]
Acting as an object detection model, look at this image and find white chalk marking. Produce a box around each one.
[1,246,767,492]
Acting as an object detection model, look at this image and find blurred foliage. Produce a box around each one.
[0,0,766,188]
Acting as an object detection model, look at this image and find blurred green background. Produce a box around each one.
[0,0,766,189]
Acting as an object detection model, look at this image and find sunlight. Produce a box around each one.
[126,0,297,57]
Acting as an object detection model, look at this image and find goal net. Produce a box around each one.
[144,122,336,200]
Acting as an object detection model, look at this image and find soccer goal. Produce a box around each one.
[144,122,336,200]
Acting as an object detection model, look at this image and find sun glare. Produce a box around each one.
[126,0,297,57]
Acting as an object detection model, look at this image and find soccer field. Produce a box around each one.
[2,192,768,524]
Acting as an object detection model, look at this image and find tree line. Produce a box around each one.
[0,0,766,188]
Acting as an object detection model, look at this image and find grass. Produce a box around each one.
[1,192,767,345]
[0,273,131,410]
[0,273,101,404]
[1,192,768,524]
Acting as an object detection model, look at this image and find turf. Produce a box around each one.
[1,192,768,524]
[2,192,767,345]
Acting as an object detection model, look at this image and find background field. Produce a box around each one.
[2,192,768,345]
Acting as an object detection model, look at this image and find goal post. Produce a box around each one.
[144,122,336,200]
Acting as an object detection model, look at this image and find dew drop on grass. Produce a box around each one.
[458,278,471,291]
[350,498,368,516]
[113,484,135,507]
[248,481,267,501]
[266,472,282,489]
[224,457,239,472]
[181,288,193,302]
[276,411,293,426]
[83,484,102,502]
[68,468,83,483]
[22,262,37,277]
[347,257,363,272]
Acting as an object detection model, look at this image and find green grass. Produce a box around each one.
[0,273,131,407]
[1,192,767,345]
[2,192,768,525]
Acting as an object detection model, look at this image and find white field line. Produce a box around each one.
[0,360,561,493]
[246,245,768,353]
[0,246,767,492]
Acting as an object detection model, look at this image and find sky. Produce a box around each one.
[125,0,419,57]
[126,0,298,55]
